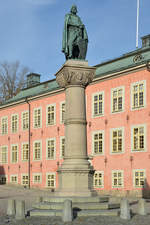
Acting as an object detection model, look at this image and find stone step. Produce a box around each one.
[78,209,119,217]
[30,209,62,217]
[33,202,120,210]
[29,208,119,217]
[42,196,109,203]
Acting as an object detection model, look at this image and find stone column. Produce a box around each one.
[55,60,96,197]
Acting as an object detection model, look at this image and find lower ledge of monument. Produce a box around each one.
[54,188,97,197]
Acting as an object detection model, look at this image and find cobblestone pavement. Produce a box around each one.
[0,185,150,225]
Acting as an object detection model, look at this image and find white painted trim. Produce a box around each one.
[133,169,146,188]
[46,103,56,126]
[130,80,146,111]
[0,145,8,164]
[92,91,104,118]
[10,174,18,184]
[21,142,29,161]
[21,110,29,131]
[21,173,29,185]
[92,130,105,156]
[11,144,18,163]
[33,173,42,184]
[60,136,65,159]
[111,86,125,114]
[46,172,56,188]
[33,140,42,161]
[11,113,19,133]
[112,170,124,188]
[131,124,147,152]
[1,116,8,135]
[33,107,42,129]
[46,138,56,160]
[93,170,104,188]
[60,101,65,124]
[110,127,125,155]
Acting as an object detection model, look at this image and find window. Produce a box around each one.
[11,114,18,133]
[46,173,55,188]
[92,92,104,117]
[22,143,29,161]
[22,111,29,130]
[92,131,104,155]
[1,117,8,135]
[47,138,55,160]
[132,125,146,151]
[60,137,65,158]
[133,170,145,187]
[21,174,29,186]
[11,145,18,163]
[10,175,18,184]
[60,102,65,124]
[112,87,124,113]
[112,170,124,188]
[33,108,41,128]
[0,146,8,164]
[93,171,104,188]
[111,128,124,153]
[33,141,41,160]
[33,174,42,184]
[131,81,146,109]
[47,104,55,126]
[0,175,7,184]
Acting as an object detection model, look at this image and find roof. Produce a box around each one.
[1,45,150,108]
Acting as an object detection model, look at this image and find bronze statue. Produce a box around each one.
[62,5,88,60]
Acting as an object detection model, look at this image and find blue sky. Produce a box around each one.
[0,0,150,82]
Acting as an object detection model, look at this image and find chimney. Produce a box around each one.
[141,34,150,48]
[27,73,41,88]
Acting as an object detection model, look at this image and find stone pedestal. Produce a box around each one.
[55,60,96,197]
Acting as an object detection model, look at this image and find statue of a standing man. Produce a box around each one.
[62,5,88,60]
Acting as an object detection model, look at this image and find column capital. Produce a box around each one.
[55,60,96,88]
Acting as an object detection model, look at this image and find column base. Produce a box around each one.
[56,167,97,197]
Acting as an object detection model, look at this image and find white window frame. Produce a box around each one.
[46,103,56,126]
[133,169,146,188]
[60,101,65,124]
[22,142,29,161]
[92,130,104,155]
[33,140,42,161]
[33,173,42,184]
[21,173,29,186]
[110,127,124,154]
[11,114,18,133]
[131,80,146,110]
[11,144,18,163]
[21,110,29,131]
[60,136,65,159]
[10,174,18,184]
[46,138,56,160]
[131,124,146,152]
[33,107,42,129]
[1,116,8,135]
[46,172,56,188]
[112,170,124,188]
[92,91,104,118]
[0,145,8,164]
[93,171,104,188]
[111,86,125,114]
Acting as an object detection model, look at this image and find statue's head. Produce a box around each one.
[70,5,77,14]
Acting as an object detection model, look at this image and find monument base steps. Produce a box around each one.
[29,196,120,217]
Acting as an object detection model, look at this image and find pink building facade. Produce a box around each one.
[0,35,150,197]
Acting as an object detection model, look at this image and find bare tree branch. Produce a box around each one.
[0,61,29,103]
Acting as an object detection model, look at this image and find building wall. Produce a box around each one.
[0,68,150,197]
